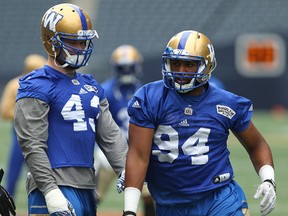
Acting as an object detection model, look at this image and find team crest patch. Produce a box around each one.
[216,105,235,119]
[84,85,98,93]
[184,107,193,115]
[71,79,80,85]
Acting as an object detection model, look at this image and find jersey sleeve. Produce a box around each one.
[231,96,253,133]
[127,86,156,129]
[16,72,53,103]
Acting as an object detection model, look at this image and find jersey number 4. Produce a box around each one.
[153,125,210,165]
[61,94,99,132]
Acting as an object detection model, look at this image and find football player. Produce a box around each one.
[121,30,276,216]
[14,3,127,215]
[0,54,46,198]
[94,45,156,215]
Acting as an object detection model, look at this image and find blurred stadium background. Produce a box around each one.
[0,0,287,215]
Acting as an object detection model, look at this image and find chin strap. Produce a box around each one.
[53,51,69,68]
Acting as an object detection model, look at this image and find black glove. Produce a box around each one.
[0,169,16,216]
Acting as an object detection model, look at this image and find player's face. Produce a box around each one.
[170,59,199,84]
[62,38,87,51]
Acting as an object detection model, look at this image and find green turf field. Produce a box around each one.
[0,110,287,215]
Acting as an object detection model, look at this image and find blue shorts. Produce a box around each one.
[156,180,249,216]
[28,186,96,216]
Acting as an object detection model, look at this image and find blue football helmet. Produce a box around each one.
[110,45,143,84]
[41,3,99,68]
[162,30,217,93]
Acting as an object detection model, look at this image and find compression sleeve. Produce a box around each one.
[14,98,58,195]
[96,98,128,176]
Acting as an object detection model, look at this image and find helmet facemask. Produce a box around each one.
[110,45,143,85]
[162,52,213,93]
[114,64,139,84]
[51,30,98,68]
[162,31,217,93]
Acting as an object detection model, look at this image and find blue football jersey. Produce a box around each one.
[101,78,141,139]
[127,80,253,205]
[16,65,105,169]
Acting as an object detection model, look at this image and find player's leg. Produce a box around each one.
[207,180,250,216]
[28,186,96,215]
[156,204,197,216]
[95,166,115,203]
[61,186,97,216]
[5,128,25,197]
[94,148,116,203]
[155,180,249,216]
[141,184,156,216]
[28,189,50,215]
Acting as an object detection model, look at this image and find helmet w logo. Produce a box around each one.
[42,11,63,32]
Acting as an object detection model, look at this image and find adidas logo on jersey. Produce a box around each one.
[216,105,235,119]
[79,88,88,94]
[132,100,141,108]
[179,119,189,126]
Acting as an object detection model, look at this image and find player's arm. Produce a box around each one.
[96,98,128,176]
[14,98,74,214]
[14,98,56,193]
[234,121,273,173]
[123,123,154,214]
[234,121,276,216]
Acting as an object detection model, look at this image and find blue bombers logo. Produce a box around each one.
[42,11,63,32]
[84,85,98,93]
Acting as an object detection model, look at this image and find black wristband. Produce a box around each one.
[123,211,136,216]
[264,179,276,192]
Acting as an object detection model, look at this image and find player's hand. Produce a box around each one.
[0,169,16,216]
[45,188,76,216]
[117,170,125,193]
[0,185,16,216]
[254,179,276,216]
[122,210,136,216]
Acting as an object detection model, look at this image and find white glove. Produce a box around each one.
[117,170,125,193]
[45,188,76,215]
[254,180,276,216]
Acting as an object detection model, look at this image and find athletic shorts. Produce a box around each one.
[156,180,249,216]
[28,186,96,216]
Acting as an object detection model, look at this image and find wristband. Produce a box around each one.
[124,187,141,212]
[44,188,68,213]
[259,165,275,182]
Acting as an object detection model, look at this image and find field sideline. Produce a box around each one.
[0,110,287,215]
